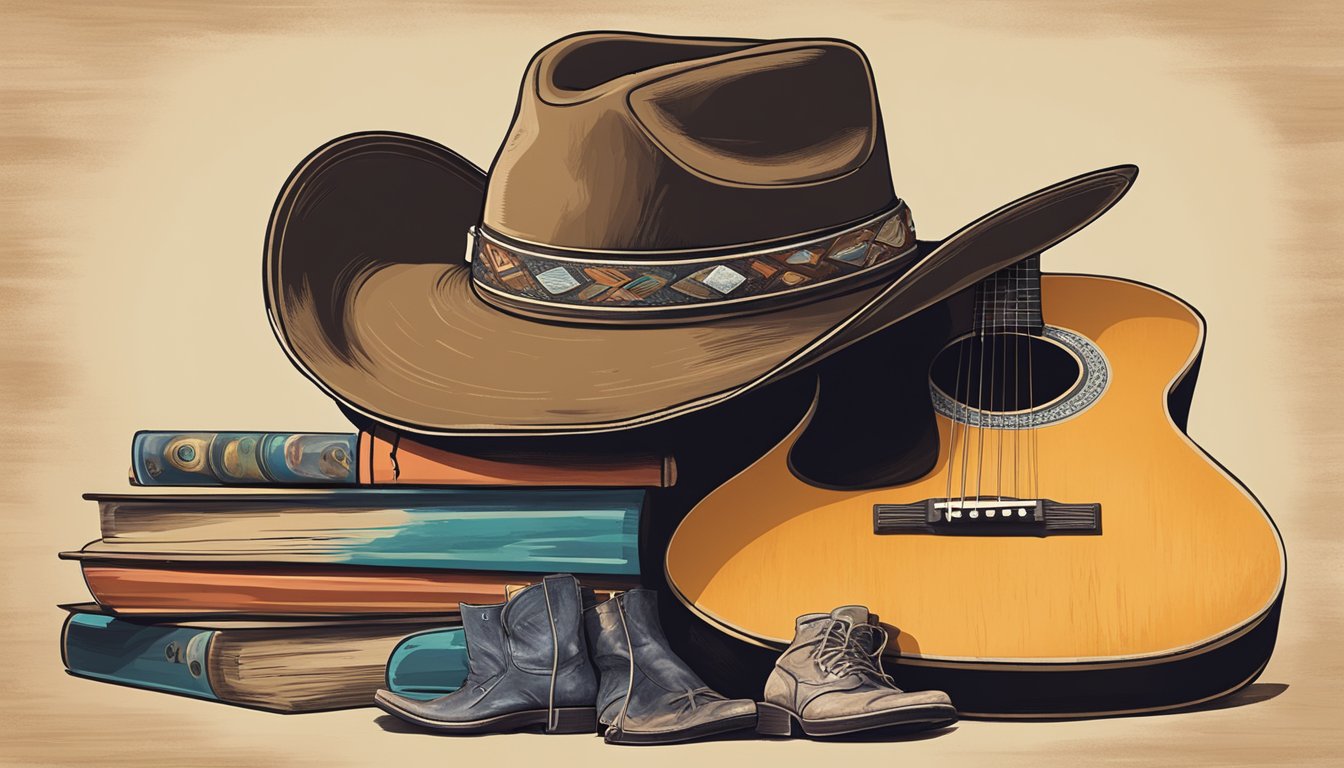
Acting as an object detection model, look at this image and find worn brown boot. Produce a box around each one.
[758,606,956,737]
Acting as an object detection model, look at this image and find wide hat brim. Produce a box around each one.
[265,132,1136,436]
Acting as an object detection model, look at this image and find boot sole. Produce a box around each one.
[756,701,958,738]
[373,691,596,735]
[602,710,759,745]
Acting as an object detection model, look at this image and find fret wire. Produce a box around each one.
[976,257,1043,332]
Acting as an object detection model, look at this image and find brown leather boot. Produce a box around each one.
[758,606,956,737]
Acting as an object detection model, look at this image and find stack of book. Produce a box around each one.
[59,428,669,712]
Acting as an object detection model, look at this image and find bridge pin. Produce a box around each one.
[969,510,979,519]
[987,509,996,517]
[1017,508,1027,517]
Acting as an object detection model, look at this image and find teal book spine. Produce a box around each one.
[61,613,218,702]
[131,431,356,486]
[90,489,644,575]
[385,627,468,700]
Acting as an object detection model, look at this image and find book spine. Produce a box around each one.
[62,612,219,702]
[363,426,676,487]
[75,563,638,615]
[131,432,357,486]
[385,627,469,700]
[131,429,675,487]
[94,489,644,575]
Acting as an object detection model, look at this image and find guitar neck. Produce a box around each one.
[974,255,1044,335]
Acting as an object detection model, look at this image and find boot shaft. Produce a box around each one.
[587,589,706,684]
[585,590,710,715]
[585,593,634,720]
[458,601,508,682]
[502,574,592,675]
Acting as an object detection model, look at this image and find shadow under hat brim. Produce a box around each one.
[266,132,1136,436]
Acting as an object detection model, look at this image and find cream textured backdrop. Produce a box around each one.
[1,1,1340,765]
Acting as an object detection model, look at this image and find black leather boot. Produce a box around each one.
[374,574,597,734]
[757,606,957,737]
[586,589,757,745]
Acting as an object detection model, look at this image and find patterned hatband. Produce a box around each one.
[468,203,918,316]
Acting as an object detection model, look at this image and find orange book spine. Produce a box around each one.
[358,427,676,487]
[79,562,636,616]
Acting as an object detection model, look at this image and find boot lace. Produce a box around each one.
[668,686,724,713]
[813,619,893,683]
[611,595,636,739]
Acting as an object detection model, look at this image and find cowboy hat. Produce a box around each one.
[265,31,1136,436]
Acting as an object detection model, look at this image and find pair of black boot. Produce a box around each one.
[373,575,756,745]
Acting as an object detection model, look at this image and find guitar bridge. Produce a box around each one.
[873,498,1101,536]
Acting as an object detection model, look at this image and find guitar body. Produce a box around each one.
[666,274,1285,717]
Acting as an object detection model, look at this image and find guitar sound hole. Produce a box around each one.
[929,332,1081,412]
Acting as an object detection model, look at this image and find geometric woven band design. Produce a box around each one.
[469,202,918,314]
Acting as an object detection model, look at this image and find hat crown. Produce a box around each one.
[482,32,898,253]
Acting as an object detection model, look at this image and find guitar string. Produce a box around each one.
[944,289,971,511]
[1019,264,1033,499]
[996,271,1008,500]
[974,269,990,502]
[959,278,979,510]
[988,267,1001,501]
[1028,255,1041,500]
[1001,270,1012,499]
[1013,261,1022,500]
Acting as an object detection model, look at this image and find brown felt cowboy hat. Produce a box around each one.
[265,32,1136,436]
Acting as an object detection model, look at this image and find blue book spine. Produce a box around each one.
[131,432,357,486]
[385,627,468,700]
[94,489,645,575]
[319,491,643,574]
[62,613,218,701]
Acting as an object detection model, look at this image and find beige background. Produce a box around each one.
[2,1,1340,765]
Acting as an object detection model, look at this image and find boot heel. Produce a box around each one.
[756,702,795,737]
[546,707,598,734]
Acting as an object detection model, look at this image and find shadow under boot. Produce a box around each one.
[587,589,758,745]
[374,574,597,734]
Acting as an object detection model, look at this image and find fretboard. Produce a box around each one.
[973,255,1044,334]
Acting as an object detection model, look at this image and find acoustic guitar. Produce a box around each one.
[665,259,1285,717]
